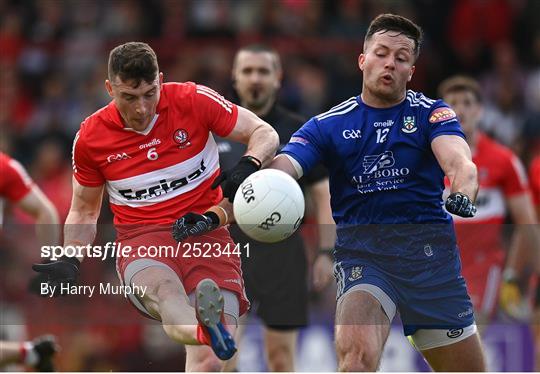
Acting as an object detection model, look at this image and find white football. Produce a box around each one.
[233,169,305,243]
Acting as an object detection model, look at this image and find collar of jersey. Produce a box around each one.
[357,94,407,111]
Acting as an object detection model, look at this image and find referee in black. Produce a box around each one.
[216,44,334,371]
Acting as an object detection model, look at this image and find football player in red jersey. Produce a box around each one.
[33,42,279,371]
[439,76,539,324]
[0,152,60,371]
[0,152,60,245]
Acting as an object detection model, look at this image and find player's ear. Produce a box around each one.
[358,54,365,71]
[407,65,416,82]
[105,79,114,98]
[159,72,164,87]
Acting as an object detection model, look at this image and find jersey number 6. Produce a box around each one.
[147,147,159,161]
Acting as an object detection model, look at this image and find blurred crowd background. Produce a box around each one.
[1,0,539,371]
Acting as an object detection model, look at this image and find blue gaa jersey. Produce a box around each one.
[281,90,465,258]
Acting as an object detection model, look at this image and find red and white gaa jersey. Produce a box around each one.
[445,133,529,265]
[529,155,540,207]
[72,82,238,226]
[0,152,34,225]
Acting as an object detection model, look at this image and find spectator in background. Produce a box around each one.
[480,42,526,150]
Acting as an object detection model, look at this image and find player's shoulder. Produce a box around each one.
[161,81,197,99]
[531,156,540,174]
[78,101,115,133]
[478,133,516,161]
[406,90,460,127]
[0,151,11,166]
[313,96,360,125]
[405,89,447,115]
[405,90,438,108]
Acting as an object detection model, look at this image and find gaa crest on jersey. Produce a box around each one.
[348,266,363,281]
[401,116,417,134]
[173,129,191,149]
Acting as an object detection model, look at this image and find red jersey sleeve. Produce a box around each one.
[193,85,238,137]
[0,153,34,202]
[529,156,540,206]
[72,127,105,187]
[500,152,529,197]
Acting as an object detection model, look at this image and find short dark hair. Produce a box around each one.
[365,14,423,59]
[233,43,282,72]
[108,42,159,87]
[438,75,483,102]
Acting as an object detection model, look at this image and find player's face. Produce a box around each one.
[233,51,281,111]
[106,72,163,132]
[359,32,416,105]
[443,90,482,136]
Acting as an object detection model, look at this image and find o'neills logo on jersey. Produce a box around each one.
[139,138,161,150]
[373,120,394,128]
[118,160,206,200]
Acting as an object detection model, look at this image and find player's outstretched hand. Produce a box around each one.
[31,257,80,297]
[211,155,260,202]
[172,212,219,242]
[445,192,477,217]
[31,335,59,372]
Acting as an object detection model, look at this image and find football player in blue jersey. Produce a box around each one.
[270,14,485,371]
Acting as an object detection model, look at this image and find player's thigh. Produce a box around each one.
[185,314,238,372]
[335,290,391,367]
[421,332,485,372]
[130,264,190,320]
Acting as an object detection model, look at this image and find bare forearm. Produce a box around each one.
[63,210,98,262]
[449,160,478,200]
[245,125,279,167]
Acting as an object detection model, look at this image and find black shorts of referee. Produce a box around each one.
[230,224,308,330]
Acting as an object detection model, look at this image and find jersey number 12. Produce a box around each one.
[376,128,389,143]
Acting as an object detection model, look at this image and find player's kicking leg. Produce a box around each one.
[129,265,236,370]
[335,290,391,371]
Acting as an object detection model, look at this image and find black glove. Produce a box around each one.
[211,155,261,202]
[32,257,80,297]
[172,212,220,242]
[31,335,59,372]
[445,192,477,218]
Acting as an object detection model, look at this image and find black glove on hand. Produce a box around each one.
[211,155,261,202]
[31,335,59,372]
[445,192,477,218]
[172,211,220,242]
[32,257,80,297]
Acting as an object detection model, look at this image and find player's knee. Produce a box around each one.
[336,339,378,372]
[189,354,223,372]
[267,342,294,371]
[154,278,183,301]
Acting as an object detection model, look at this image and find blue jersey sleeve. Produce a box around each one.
[280,117,326,175]
[426,100,465,142]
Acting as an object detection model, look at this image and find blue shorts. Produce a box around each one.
[333,248,475,337]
